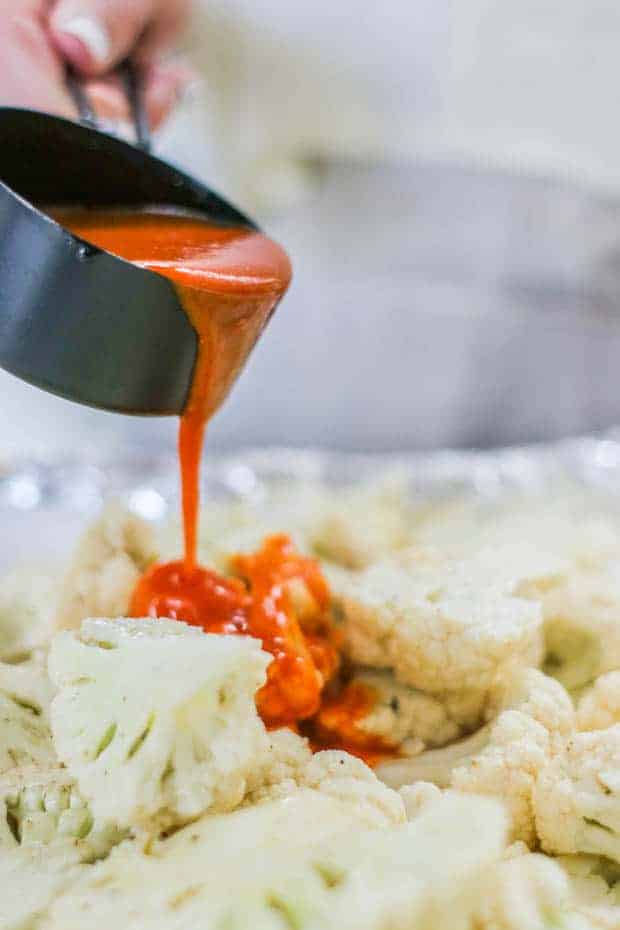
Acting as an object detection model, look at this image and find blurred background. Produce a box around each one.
[5,0,620,456]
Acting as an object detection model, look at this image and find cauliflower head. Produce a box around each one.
[328,548,543,695]
[39,792,506,930]
[55,504,157,631]
[534,725,620,865]
[378,667,574,845]
[49,618,270,831]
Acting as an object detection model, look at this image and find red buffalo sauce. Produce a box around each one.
[306,679,394,766]
[51,209,291,570]
[52,207,393,758]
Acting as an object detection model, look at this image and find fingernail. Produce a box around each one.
[55,15,111,67]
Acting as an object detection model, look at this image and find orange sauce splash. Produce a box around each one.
[130,533,340,728]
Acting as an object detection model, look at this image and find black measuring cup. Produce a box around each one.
[0,62,259,416]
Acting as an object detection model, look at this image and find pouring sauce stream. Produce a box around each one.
[51,208,291,569]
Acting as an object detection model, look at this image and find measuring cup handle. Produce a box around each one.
[65,59,151,153]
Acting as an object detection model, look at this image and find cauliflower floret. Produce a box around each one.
[534,725,620,864]
[0,658,55,774]
[245,727,406,826]
[309,477,414,569]
[473,849,573,930]
[55,504,157,630]
[577,672,620,731]
[399,781,443,819]
[40,792,506,930]
[378,667,574,845]
[0,765,124,861]
[0,656,54,722]
[541,566,620,692]
[558,855,620,929]
[158,476,413,575]
[328,549,543,695]
[0,843,85,930]
[49,618,270,832]
[313,669,475,757]
[159,484,320,571]
[0,567,58,661]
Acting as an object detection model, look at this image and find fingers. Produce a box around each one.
[48,0,189,76]
[0,2,75,115]
[82,60,191,130]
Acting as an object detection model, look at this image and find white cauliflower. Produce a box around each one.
[158,483,320,571]
[308,477,414,569]
[0,765,124,861]
[578,672,620,731]
[158,475,413,574]
[472,849,573,930]
[399,781,443,819]
[313,669,474,756]
[0,567,58,661]
[328,548,543,695]
[534,725,620,864]
[49,618,270,831]
[541,566,620,692]
[0,843,84,930]
[378,667,574,845]
[40,792,506,930]
[558,856,620,929]
[0,658,55,774]
[55,504,157,630]
[245,727,407,826]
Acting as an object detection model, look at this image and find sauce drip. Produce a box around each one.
[52,208,292,569]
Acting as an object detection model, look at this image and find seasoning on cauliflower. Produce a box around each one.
[0,765,125,861]
[55,504,157,631]
[0,658,55,774]
[577,672,620,732]
[378,667,574,845]
[48,618,270,832]
[534,725,620,864]
[39,792,506,930]
[327,548,543,695]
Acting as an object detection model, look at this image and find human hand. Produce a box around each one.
[0,0,192,129]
